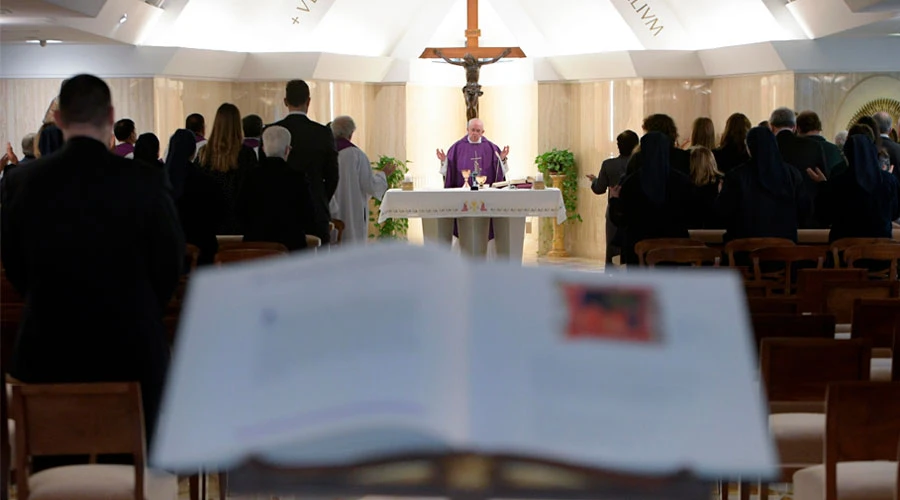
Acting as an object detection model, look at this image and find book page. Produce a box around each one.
[466,265,777,479]
[152,243,471,472]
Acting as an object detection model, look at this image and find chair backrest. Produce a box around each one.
[747,297,799,315]
[821,281,900,324]
[796,269,867,313]
[306,235,322,249]
[750,246,827,296]
[844,243,900,280]
[751,314,836,353]
[760,338,870,406]
[829,238,897,268]
[634,238,706,266]
[12,383,146,500]
[330,219,345,245]
[823,382,900,500]
[214,248,287,265]
[644,246,721,267]
[851,298,900,350]
[218,241,289,252]
[184,243,200,271]
[724,237,795,267]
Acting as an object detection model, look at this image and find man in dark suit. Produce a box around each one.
[874,112,900,183]
[796,111,847,175]
[236,125,311,251]
[587,130,639,265]
[268,80,339,243]
[1,75,184,467]
[770,107,828,228]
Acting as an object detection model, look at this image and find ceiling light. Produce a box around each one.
[26,39,62,44]
[119,14,128,24]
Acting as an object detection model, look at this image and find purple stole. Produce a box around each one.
[113,143,134,157]
[242,138,260,149]
[336,138,356,152]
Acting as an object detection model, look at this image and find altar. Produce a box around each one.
[378,188,567,262]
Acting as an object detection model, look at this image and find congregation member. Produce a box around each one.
[796,111,847,175]
[689,117,716,150]
[834,130,849,148]
[437,117,509,188]
[242,114,264,160]
[716,126,809,243]
[237,125,312,251]
[134,132,162,165]
[686,146,724,229]
[873,111,900,178]
[168,129,222,266]
[806,134,900,241]
[113,118,137,158]
[587,130,639,264]
[626,114,690,176]
[329,115,395,245]
[770,107,827,228]
[856,115,891,171]
[1,75,184,468]
[37,122,64,156]
[609,131,691,266]
[713,113,752,174]
[18,133,37,165]
[185,112,207,159]
[196,102,258,235]
[269,79,339,243]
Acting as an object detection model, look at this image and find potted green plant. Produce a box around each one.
[368,156,410,240]
[534,148,578,258]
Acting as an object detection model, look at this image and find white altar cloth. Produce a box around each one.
[378,188,566,261]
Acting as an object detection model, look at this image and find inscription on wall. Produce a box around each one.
[626,0,664,37]
[292,0,319,25]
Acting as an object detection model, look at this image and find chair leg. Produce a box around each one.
[759,481,769,500]
[719,480,729,500]
[189,475,200,500]
[739,481,751,500]
[219,471,227,500]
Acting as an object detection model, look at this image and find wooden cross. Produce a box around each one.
[419,0,526,60]
[420,0,525,119]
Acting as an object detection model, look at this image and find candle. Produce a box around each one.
[535,173,544,182]
[404,174,412,182]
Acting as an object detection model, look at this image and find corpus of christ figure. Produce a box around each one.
[433,48,511,120]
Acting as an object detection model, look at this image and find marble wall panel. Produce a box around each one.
[709,73,795,139]
[794,73,900,139]
[231,81,286,125]
[643,79,712,145]
[0,78,154,157]
[364,84,406,161]
[332,82,368,151]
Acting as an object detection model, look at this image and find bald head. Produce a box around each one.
[467,118,484,143]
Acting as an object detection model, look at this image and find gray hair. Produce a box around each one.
[262,125,291,159]
[834,130,848,147]
[873,112,893,135]
[769,107,796,129]
[21,133,36,156]
[331,115,356,140]
[467,118,483,129]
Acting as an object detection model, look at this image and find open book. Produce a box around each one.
[491,176,535,189]
[152,243,776,484]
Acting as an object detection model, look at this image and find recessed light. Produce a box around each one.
[26,39,62,44]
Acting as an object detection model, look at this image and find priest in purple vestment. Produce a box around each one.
[438,118,509,188]
[113,118,136,159]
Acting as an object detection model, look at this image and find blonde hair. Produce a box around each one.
[198,103,243,172]
[689,147,722,186]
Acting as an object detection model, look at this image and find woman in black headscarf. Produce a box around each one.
[807,134,899,242]
[133,133,162,165]
[716,126,810,242]
[37,123,64,157]
[609,131,692,266]
[165,129,224,267]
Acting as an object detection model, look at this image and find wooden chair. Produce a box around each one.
[820,281,900,325]
[760,339,871,487]
[851,298,900,354]
[306,235,322,252]
[750,246,827,296]
[747,297,799,315]
[793,381,900,500]
[796,269,867,314]
[750,314,836,354]
[829,237,897,269]
[644,246,721,267]
[214,248,287,265]
[11,382,178,500]
[330,219,345,245]
[724,237,795,274]
[218,241,289,253]
[844,243,900,280]
[184,244,200,272]
[633,238,706,266]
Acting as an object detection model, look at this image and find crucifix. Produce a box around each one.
[420,0,525,120]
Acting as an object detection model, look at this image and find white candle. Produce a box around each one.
[404,174,412,182]
[535,173,544,182]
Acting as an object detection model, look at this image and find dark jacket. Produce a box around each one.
[775,130,828,228]
[268,113,339,242]
[236,156,312,251]
[0,137,184,447]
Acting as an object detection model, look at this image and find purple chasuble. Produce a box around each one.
[114,143,134,157]
[444,136,505,188]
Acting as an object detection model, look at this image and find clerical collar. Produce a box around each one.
[467,137,482,144]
